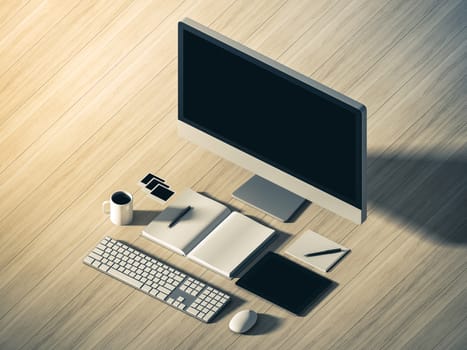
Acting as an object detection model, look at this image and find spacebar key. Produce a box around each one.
[107,268,143,289]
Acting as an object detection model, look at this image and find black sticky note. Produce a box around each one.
[141,173,165,185]
[150,185,175,201]
[146,178,169,191]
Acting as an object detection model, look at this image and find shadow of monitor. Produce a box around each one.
[367,151,466,244]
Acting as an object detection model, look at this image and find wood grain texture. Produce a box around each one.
[0,0,465,349]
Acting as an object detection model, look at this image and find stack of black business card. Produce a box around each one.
[139,173,175,202]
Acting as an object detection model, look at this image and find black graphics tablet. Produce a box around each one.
[236,252,334,315]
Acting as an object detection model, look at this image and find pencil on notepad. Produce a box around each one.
[304,248,344,257]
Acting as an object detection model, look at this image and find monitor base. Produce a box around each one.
[232,175,306,222]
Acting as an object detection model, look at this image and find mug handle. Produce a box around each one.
[102,200,110,214]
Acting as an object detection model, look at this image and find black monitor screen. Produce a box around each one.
[179,23,363,208]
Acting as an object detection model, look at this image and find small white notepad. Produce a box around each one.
[285,230,350,272]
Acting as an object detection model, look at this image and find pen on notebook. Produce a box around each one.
[168,206,192,228]
[305,248,343,257]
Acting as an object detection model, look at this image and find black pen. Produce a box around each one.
[168,206,192,228]
[305,248,343,257]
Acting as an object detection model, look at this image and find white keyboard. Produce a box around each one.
[83,236,231,323]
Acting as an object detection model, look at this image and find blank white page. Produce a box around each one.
[188,212,275,278]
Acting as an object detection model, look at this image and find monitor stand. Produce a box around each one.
[232,175,305,222]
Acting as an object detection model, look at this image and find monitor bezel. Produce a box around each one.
[178,18,366,224]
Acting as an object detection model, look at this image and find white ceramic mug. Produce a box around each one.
[103,191,133,225]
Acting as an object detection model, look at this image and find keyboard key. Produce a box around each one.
[89,252,102,261]
[93,248,104,255]
[156,292,167,301]
[107,268,143,289]
[203,311,215,322]
[99,264,110,272]
[96,244,106,251]
[187,307,198,317]
[158,286,171,294]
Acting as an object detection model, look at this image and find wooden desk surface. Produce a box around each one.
[0,0,465,349]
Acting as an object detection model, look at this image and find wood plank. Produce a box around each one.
[350,0,465,110]
[311,0,452,93]
[329,239,466,349]
[433,316,467,350]
[278,0,387,75]
[0,1,80,78]
[0,0,134,125]
[240,0,336,55]
[399,281,467,350]
[0,0,184,173]
[0,0,31,29]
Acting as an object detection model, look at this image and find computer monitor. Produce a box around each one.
[178,18,367,224]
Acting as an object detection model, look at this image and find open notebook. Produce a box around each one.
[142,189,276,278]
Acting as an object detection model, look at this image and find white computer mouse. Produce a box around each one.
[228,309,258,333]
